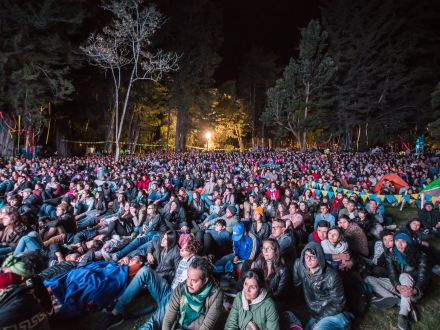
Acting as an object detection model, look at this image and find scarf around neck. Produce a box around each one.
[179,281,213,328]
[393,246,408,266]
[242,289,268,311]
[321,239,348,255]
[313,230,322,243]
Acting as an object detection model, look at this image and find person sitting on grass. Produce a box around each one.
[293,242,350,330]
[97,237,202,330]
[195,219,232,259]
[162,256,224,330]
[269,218,296,268]
[199,206,239,234]
[418,201,440,240]
[385,233,429,330]
[225,268,280,330]
[398,218,440,276]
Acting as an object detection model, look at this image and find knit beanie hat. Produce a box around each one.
[254,206,264,217]
[227,205,237,215]
[2,256,31,278]
[394,233,412,244]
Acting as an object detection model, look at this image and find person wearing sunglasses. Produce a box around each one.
[293,242,350,330]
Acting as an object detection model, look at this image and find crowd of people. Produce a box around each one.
[0,147,440,330]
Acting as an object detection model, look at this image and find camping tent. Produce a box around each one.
[421,177,440,196]
[372,174,408,194]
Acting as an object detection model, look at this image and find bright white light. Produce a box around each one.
[206,132,211,139]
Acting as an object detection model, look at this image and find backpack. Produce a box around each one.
[340,269,371,317]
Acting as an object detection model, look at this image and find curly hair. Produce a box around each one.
[402,243,421,267]
[184,237,203,255]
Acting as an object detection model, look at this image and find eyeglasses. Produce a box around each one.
[261,247,274,252]
[304,254,317,261]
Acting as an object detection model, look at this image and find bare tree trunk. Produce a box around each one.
[56,119,72,157]
[302,81,311,152]
[127,106,135,145]
[166,106,171,152]
[261,121,264,149]
[175,108,182,151]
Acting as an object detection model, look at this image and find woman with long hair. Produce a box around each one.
[385,233,429,329]
[321,226,352,270]
[225,269,280,330]
[403,218,440,275]
[0,210,30,256]
[104,202,136,238]
[250,207,271,242]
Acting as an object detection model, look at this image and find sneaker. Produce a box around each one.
[432,267,440,276]
[284,311,302,328]
[223,296,232,312]
[224,287,238,298]
[95,313,124,330]
[383,225,397,230]
[423,229,430,235]
[409,303,419,322]
[371,296,399,309]
[101,251,113,262]
[397,314,410,330]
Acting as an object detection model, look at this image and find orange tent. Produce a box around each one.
[372,173,408,193]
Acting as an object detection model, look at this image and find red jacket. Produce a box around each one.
[266,188,281,200]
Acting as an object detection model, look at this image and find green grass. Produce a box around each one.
[52,206,440,330]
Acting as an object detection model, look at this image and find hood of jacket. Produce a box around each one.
[300,241,327,275]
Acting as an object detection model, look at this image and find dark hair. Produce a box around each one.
[272,218,286,228]
[91,240,104,251]
[402,243,422,268]
[164,230,178,248]
[243,268,267,292]
[254,238,285,281]
[184,237,203,255]
[190,256,214,281]
[215,219,226,227]
[316,220,330,228]
[338,214,351,222]
[327,226,345,244]
[9,194,22,204]
[379,230,395,239]
[18,251,45,276]
[319,202,329,209]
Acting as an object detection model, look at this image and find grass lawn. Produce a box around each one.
[52,206,440,330]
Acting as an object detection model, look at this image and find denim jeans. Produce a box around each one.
[38,204,56,217]
[114,266,171,318]
[115,232,158,259]
[203,196,215,206]
[305,312,351,330]
[430,229,440,239]
[138,291,172,330]
[14,232,43,256]
[207,212,218,222]
[0,245,14,255]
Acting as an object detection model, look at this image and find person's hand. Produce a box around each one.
[95,214,100,217]
[433,227,437,231]
[339,260,353,270]
[311,323,316,329]
[422,241,429,247]
[170,204,177,213]
[147,253,155,264]
[240,204,244,209]
[118,257,131,266]
[233,256,239,263]
[397,285,411,298]
[436,223,440,229]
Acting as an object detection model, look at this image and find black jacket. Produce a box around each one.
[163,204,187,230]
[143,214,168,234]
[39,261,78,280]
[45,213,77,233]
[182,179,194,191]
[418,208,440,229]
[253,259,291,305]
[250,222,271,242]
[146,240,182,284]
[293,242,347,322]
[385,248,429,295]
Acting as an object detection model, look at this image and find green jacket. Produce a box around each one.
[225,292,280,330]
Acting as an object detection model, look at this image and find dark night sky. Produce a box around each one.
[214,0,321,84]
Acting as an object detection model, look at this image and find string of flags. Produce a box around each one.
[305,180,438,209]
[61,139,170,147]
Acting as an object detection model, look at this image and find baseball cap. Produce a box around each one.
[231,223,245,241]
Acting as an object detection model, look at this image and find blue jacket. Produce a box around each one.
[233,232,260,261]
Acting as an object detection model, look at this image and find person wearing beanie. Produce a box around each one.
[250,206,271,242]
[377,232,429,330]
[201,204,239,234]
[2,255,32,278]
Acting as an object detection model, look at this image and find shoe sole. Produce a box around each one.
[223,292,237,298]
[102,252,112,262]
[371,297,399,309]
[105,319,124,330]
